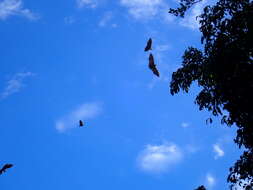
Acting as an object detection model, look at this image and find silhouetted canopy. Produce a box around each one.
[169,0,253,189]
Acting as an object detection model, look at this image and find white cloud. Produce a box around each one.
[0,0,38,20]
[163,10,175,23]
[64,16,75,24]
[98,11,115,27]
[77,0,97,8]
[119,0,208,28]
[213,144,224,159]
[55,102,103,132]
[155,44,171,52]
[137,143,183,174]
[147,77,160,89]
[206,173,216,188]
[1,72,35,99]
[179,0,206,30]
[181,122,190,128]
[111,23,118,28]
[185,144,199,153]
[120,0,167,20]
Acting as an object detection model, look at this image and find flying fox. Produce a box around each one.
[79,120,84,127]
[144,38,152,52]
[148,53,159,77]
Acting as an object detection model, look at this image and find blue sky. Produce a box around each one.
[0,0,242,189]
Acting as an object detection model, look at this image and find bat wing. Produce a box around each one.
[0,164,13,175]
[144,38,152,52]
[152,67,160,77]
[4,164,13,169]
[148,54,160,77]
[148,53,154,68]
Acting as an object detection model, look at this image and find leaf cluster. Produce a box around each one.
[169,0,253,189]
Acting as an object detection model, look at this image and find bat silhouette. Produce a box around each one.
[148,53,159,77]
[144,38,152,52]
[0,164,13,175]
[79,120,84,127]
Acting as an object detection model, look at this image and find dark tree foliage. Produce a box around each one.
[169,0,253,189]
[195,185,206,190]
[228,149,253,189]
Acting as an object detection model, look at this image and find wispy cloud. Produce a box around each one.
[147,77,161,89]
[155,44,171,52]
[55,102,103,132]
[98,11,117,27]
[120,0,171,21]
[0,0,38,20]
[185,144,199,153]
[137,143,183,174]
[77,0,98,9]
[206,173,216,188]
[179,0,206,30]
[64,16,75,24]
[1,72,35,99]
[119,0,206,29]
[213,144,224,159]
[181,122,190,128]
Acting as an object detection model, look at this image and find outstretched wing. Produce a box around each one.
[148,53,160,77]
[144,38,152,52]
[0,164,13,175]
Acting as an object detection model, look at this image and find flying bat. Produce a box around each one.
[0,164,13,175]
[79,120,84,127]
[144,38,152,52]
[148,53,160,77]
